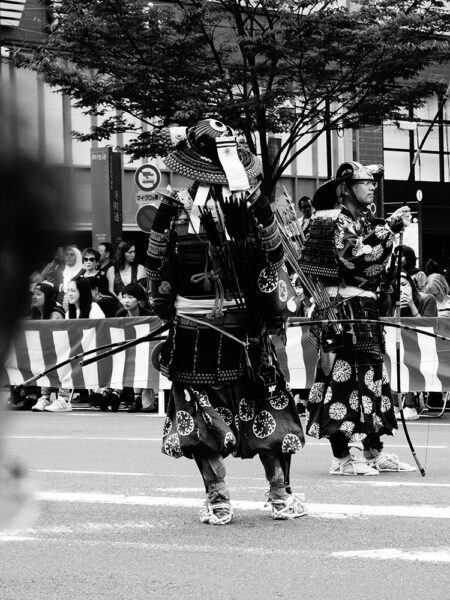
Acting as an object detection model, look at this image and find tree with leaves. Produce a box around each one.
[14,0,450,194]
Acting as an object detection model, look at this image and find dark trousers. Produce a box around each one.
[330,431,384,459]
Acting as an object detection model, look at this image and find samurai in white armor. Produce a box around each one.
[146,119,306,523]
[299,161,416,476]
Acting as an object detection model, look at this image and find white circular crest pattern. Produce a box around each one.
[224,432,236,450]
[308,422,320,438]
[329,402,347,420]
[176,411,194,436]
[216,406,233,426]
[309,382,324,403]
[281,434,302,453]
[364,244,383,261]
[381,395,391,412]
[364,368,375,389]
[162,417,172,437]
[332,359,352,382]
[362,396,373,414]
[364,264,384,277]
[374,225,388,240]
[270,391,289,410]
[253,411,276,438]
[257,267,278,293]
[164,433,183,457]
[239,397,254,421]
[340,421,355,435]
[278,279,288,302]
[349,390,360,411]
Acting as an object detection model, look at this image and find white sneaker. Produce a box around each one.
[31,397,51,412]
[44,397,73,412]
[402,407,419,421]
[329,455,379,476]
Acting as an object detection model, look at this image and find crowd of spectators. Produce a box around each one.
[9,198,450,419]
[9,240,158,414]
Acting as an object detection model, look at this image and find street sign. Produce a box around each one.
[134,163,161,192]
[136,203,159,233]
[135,191,161,204]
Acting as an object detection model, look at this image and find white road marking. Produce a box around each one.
[35,491,450,518]
[341,481,450,488]
[334,547,450,563]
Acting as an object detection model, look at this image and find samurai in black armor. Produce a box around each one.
[299,161,416,476]
[146,119,306,524]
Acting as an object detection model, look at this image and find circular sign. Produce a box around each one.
[136,202,159,233]
[134,163,161,192]
[416,189,423,202]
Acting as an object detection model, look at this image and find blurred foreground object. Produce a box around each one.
[0,89,67,528]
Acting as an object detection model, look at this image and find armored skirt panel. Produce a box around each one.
[159,313,248,385]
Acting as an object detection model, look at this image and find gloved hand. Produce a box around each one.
[386,206,411,233]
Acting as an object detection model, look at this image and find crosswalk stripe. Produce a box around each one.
[36,492,450,519]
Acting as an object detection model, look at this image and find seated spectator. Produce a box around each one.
[424,273,450,317]
[97,242,115,277]
[115,283,152,318]
[401,245,427,291]
[115,283,156,413]
[87,278,120,317]
[45,277,105,412]
[28,282,66,411]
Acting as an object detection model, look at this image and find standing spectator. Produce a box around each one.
[45,277,105,412]
[115,283,156,412]
[401,245,427,291]
[41,247,65,289]
[98,242,115,277]
[424,273,450,317]
[79,247,109,295]
[106,240,148,297]
[424,258,443,277]
[297,195,315,238]
[28,282,65,411]
[57,246,83,310]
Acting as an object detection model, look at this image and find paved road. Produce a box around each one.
[1,410,450,600]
